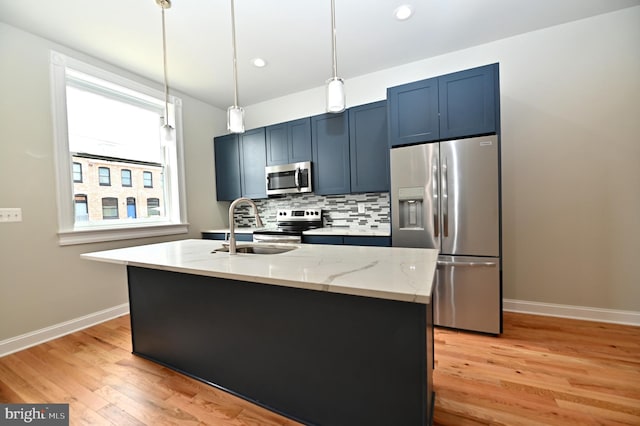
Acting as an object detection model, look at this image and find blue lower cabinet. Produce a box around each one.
[302,235,344,245]
[303,235,391,246]
[202,232,226,240]
[202,232,252,242]
[343,236,391,247]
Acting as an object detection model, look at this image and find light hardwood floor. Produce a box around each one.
[0,312,638,425]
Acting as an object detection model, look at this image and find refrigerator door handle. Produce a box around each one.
[437,260,497,267]
[442,159,449,237]
[433,163,439,237]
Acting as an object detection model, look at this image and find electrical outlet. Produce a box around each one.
[357,203,365,214]
[0,208,22,222]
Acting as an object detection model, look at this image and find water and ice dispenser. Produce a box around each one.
[397,187,424,230]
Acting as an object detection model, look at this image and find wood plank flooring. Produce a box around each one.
[433,312,640,426]
[0,312,638,425]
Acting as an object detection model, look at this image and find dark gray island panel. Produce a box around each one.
[127,266,434,426]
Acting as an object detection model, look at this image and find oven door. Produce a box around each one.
[253,231,302,244]
[265,162,312,196]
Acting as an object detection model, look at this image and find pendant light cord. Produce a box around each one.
[230,0,240,108]
[330,0,338,80]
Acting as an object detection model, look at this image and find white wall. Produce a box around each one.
[0,23,228,342]
[245,7,640,312]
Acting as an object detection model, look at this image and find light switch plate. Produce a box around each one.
[0,208,22,222]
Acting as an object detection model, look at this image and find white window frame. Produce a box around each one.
[50,51,188,245]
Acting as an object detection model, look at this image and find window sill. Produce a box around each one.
[58,222,189,246]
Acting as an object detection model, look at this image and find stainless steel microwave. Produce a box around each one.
[265,161,312,196]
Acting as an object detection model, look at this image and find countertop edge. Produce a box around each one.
[82,240,435,304]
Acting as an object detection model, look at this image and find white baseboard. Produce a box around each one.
[503,299,640,327]
[0,303,130,358]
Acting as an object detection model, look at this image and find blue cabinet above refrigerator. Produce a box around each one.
[387,63,500,147]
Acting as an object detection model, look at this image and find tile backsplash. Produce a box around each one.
[233,192,390,229]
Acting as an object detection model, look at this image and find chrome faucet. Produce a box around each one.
[228,197,263,255]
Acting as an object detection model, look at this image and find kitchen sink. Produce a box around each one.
[214,243,297,255]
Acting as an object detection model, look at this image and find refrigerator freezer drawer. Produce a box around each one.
[434,255,501,334]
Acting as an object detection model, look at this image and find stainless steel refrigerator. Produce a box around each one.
[391,135,502,334]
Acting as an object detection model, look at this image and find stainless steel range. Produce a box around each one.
[253,208,322,244]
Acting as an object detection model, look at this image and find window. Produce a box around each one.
[73,162,83,182]
[74,194,88,222]
[50,51,187,245]
[102,197,119,219]
[143,171,153,188]
[147,198,161,217]
[121,169,132,187]
[98,167,111,186]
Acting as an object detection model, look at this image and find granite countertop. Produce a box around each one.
[201,226,391,237]
[82,239,437,304]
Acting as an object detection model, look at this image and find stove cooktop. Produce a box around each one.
[254,208,323,235]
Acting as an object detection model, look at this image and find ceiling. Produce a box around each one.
[1,0,638,109]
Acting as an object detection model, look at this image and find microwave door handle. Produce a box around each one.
[294,167,300,189]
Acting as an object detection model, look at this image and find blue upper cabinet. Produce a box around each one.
[311,112,351,195]
[214,134,241,201]
[387,77,439,147]
[288,118,312,164]
[265,117,312,166]
[239,128,267,199]
[439,63,499,140]
[387,63,500,147]
[348,100,389,193]
[265,123,288,165]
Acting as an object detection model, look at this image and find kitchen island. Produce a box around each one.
[82,239,438,426]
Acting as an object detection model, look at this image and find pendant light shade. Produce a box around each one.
[227,0,245,133]
[326,77,345,113]
[326,0,345,113]
[156,0,174,142]
[227,106,245,134]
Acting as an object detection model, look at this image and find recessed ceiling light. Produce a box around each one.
[394,4,413,21]
[251,58,267,68]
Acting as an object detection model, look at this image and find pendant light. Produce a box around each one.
[326,0,345,113]
[227,0,245,133]
[156,0,174,142]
